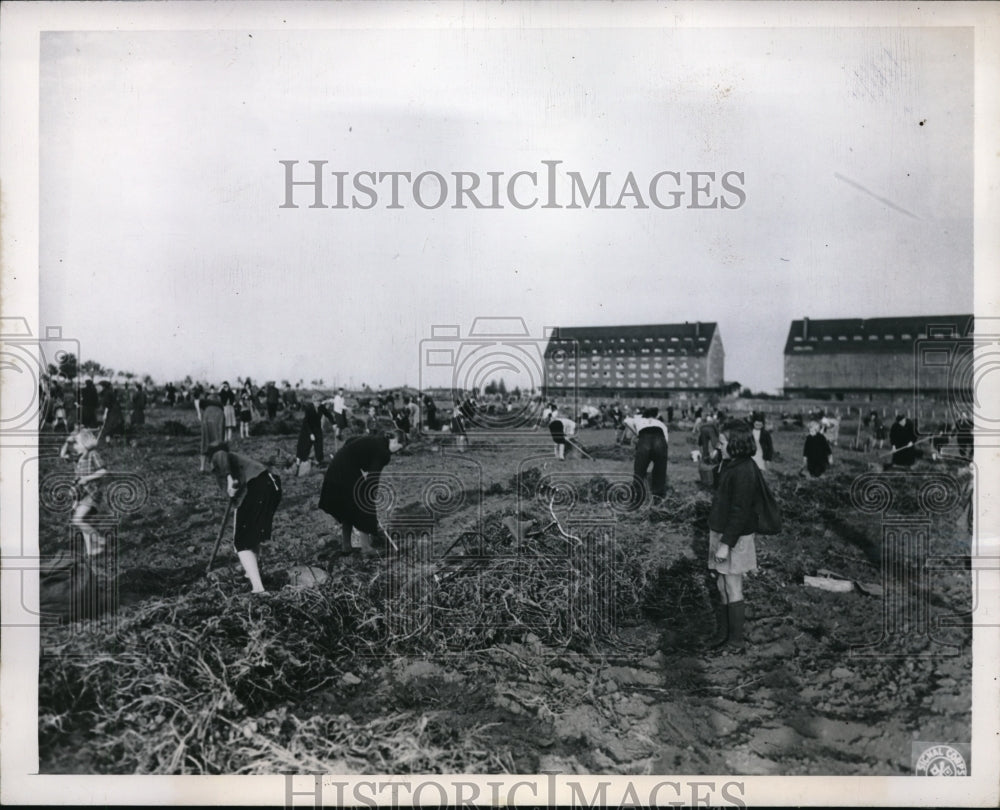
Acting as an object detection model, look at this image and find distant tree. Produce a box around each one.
[484,380,498,395]
[79,359,111,379]
[57,352,78,380]
[498,378,507,396]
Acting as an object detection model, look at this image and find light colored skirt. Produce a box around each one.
[708,529,758,575]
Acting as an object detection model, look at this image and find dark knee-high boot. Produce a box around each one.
[706,603,729,649]
[726,601,746,650]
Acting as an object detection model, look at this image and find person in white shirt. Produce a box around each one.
[630,407,669,504]
[331,388,347,439]
[548,408,577,460]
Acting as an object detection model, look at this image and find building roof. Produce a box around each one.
[784,315,973,355]
[545,322,718,358]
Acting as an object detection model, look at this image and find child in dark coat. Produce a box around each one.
[705,421,760,653]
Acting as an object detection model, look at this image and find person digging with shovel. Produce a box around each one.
[318,432,402,564]
[208,443,282,594]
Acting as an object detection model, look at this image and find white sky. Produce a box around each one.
[39,24,973,392]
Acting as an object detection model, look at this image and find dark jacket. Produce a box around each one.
[707,456,759,547]
[318,435,392,532]
[757,428,774,462]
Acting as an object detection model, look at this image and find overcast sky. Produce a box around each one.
[39,23,973,393]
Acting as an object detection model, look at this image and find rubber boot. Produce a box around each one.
[237,549,266,593]
[726,601,746,651]
[705,603,729,649]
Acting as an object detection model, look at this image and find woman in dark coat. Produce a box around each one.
[889,414,918,467]
[80,379,100,428]
[97,381,125,443]
[130,383,147,427]
[705,421,760,653]
[423,394,439,431]
[802,421,833,477]
[200,395,225,472]
[319,433,401,556]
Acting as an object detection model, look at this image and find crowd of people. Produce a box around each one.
[49,371,975,647]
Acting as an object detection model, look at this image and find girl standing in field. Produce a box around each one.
[238,390,253,439]
[705,421,759,653]
[61,428,108,557]
[209,444,282,594]
[801,420,833,477]
[219,382,237,442]
[750,412,774,472]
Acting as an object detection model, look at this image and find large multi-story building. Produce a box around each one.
[543,322,725,399]
[782,314,974,397]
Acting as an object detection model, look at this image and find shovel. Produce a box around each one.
[205,500,235,576]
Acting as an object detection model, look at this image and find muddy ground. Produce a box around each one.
[38,405,973,775]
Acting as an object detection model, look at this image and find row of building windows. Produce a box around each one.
[551,359,696,369]
[574,360,691,369]
[576,336,709,345]
[552,370,695,381]
[549,379,695,389]
[793,333,916,343]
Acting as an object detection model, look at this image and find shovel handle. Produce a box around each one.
[206,500,235,576]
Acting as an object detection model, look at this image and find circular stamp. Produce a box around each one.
[914,744,968,776]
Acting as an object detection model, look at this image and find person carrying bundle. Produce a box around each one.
[318,433,402,559]
[208,444,282,594]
